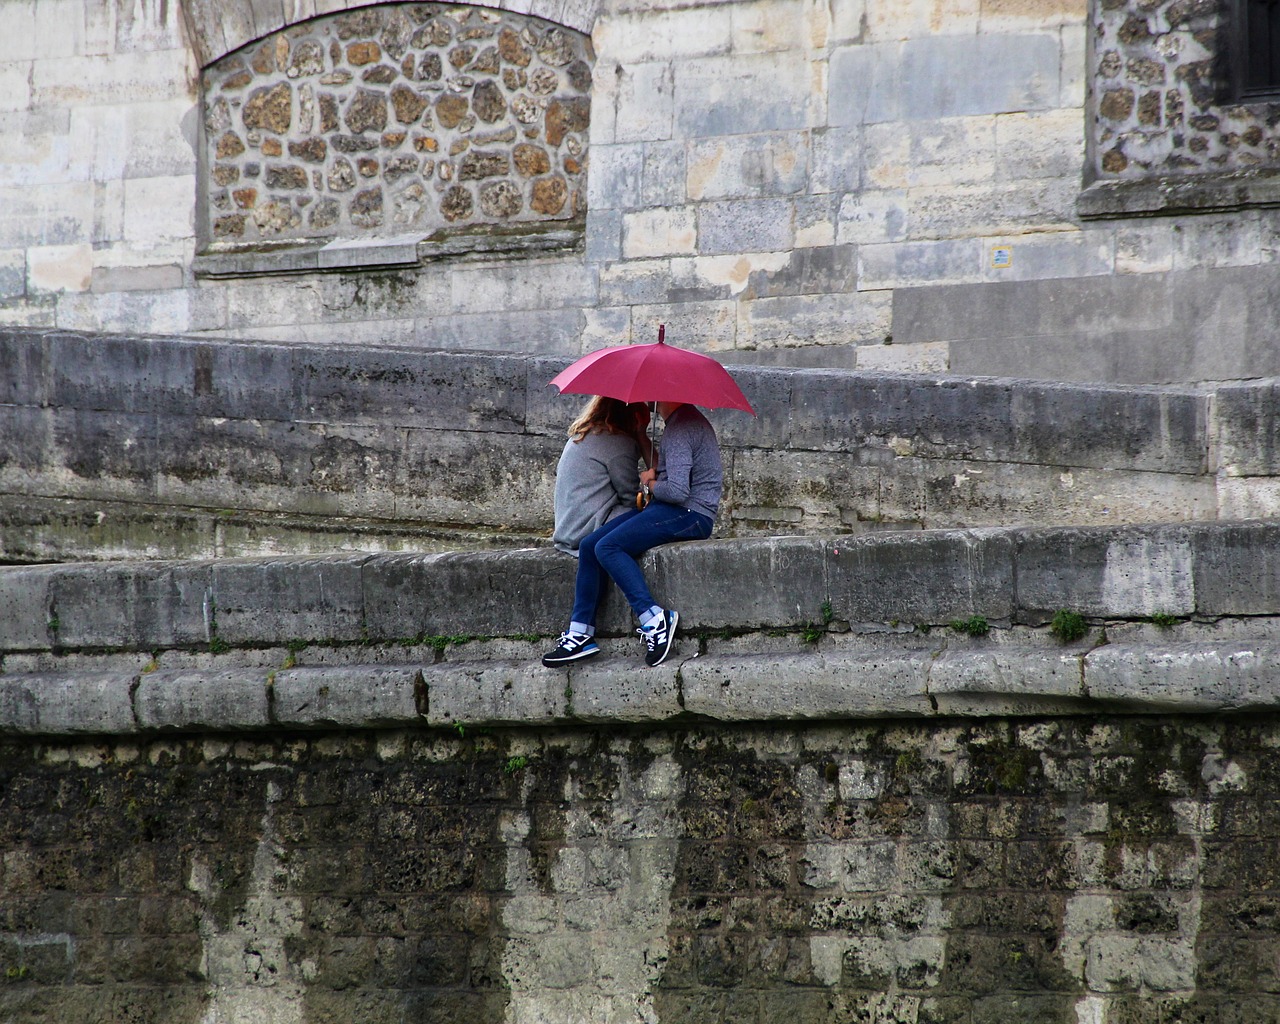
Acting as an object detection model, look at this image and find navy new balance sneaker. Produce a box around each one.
[640,609,678,667]
[541,630,600,667]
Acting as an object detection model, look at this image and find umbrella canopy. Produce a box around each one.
[548,335,755,415]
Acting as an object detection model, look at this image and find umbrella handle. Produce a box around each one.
[636,398,659,509]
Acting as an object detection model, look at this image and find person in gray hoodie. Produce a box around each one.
[543,401,722,669]
[551,397,652,556]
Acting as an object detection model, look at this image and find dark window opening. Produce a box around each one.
[1233,0,1280,100]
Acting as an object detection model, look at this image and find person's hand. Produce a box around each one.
[640,467,657,488]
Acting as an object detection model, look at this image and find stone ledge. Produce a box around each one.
[1077,171,1280,219]
[316,234,425,270]
[192,226,584,278]
[273,665,425,727]
[6,522,1280,655]
[5,641,1279,736]
[16,327,1280,568]
[0,492,545,566]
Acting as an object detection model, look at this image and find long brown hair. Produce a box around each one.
[567,396,647,443]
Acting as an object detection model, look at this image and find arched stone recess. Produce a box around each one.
[197,2,592,255]
[182,0,603,68]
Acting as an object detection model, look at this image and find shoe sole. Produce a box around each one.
[646,610,679,667]
[541,646,600,667]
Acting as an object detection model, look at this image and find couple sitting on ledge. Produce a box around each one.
[543,394,723,669]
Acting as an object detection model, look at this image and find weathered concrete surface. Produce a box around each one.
[5,328,1277,563]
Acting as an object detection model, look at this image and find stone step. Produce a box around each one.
[6,327,1280,563]
[6,518,1280,737]
[3,521,1279,657]
[4,639,1279,738]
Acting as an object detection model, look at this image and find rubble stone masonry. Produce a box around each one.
[1091,0,1280,179]
[2,717,1279,1023]
[203,4,590,245]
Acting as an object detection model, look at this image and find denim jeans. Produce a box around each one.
[570,500,713,628]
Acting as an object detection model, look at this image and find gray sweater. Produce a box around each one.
[651,404,722,521]
[551,431,643,555]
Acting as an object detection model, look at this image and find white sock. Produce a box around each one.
[639,607,663,628]
[569,622,594,636]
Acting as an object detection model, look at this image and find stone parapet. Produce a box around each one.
[5,327,1278,563]
[5,522,1280,656]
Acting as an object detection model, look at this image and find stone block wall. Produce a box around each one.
[2,0,1279,382]
[0,0,1259,381]
[4,516,1280,1022]
[11,326,1280,563]
[0,0,196,318]
[4,715,1280,1023]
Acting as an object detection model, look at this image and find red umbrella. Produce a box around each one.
[548,326,755,415]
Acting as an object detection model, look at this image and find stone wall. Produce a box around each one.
[4,0,1280,382]
[203,4,590,246]
[1090,0,1280,180]
[9,326,1280,563]
[6,521,1280,721]
[4,715,1280,1023]
[5,515,1280,1022]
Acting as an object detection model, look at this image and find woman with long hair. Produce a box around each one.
[551,396,652,557]
[543,400,722,669]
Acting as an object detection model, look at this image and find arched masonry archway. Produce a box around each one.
[197,2,593,250]
[180,0,605,69]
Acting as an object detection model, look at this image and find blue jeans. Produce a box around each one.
[570,501,713,628]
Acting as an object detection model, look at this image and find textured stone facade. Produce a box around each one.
[1091,0,1280,179]
[5,0,1280,381]
[3,717,1280,1023]
[203,4,590,245]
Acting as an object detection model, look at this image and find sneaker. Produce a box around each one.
[640,609,679,667]
[542,630,600,667]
